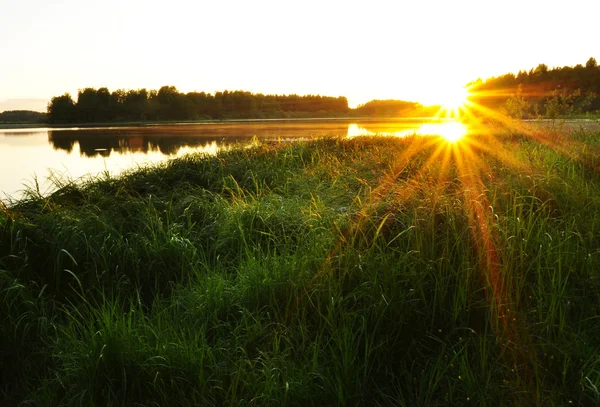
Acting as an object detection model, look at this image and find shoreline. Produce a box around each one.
[0,116,478,131]
[2,116,599,131]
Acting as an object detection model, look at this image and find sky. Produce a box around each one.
[1,0,598,111]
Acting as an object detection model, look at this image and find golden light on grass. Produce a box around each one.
[299,94,600,400]
[318,86,600,402]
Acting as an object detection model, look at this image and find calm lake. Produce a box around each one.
[0,119,468,202]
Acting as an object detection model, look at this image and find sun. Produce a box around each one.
[437,86,470,111]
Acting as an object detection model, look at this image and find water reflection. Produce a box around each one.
[1,131,43,137]
[348,120,469,141]
[419,122,468,142]
[47,122,351,157]
[48,121,471,158]
[2,120,475,201]
[1,121,475,157]
[48,131,229,157]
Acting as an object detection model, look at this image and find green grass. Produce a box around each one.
[2,128,600,405]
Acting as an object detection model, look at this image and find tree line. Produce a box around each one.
[469,57,600,119]
[34,57,600,125]
[47,87,351,123]
[0,110,47,123]
[354,99,438,117]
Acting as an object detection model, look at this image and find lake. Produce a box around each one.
[0,119,469,201]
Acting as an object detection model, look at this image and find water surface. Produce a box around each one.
[0,120,466,201]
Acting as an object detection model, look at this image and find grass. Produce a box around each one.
[2,126,600,405]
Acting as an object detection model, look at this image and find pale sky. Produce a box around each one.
[1,0,598,111]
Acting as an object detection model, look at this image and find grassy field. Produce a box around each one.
[2,124,600,405]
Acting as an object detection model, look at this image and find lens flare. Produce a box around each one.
[432,86,472,119]
[438,86,470,111]
[419,122,468,142]
[347,121,468,142]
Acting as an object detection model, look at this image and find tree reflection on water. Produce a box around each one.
[47,122,351,157]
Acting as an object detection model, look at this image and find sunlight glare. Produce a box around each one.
[419,122,468,142]
[437,86,470,111]
[346,121,468,142]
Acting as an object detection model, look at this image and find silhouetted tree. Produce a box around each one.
[47,93,77,123]
[586,57,598,69]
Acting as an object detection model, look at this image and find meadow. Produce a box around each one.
[2,123,600,405]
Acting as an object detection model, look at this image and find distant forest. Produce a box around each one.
[46,87,351,123]
[11,57,600,124]
[353,100,437,117]
[470,57,600,119]
[0,110,46,123]
[44,87,442,124]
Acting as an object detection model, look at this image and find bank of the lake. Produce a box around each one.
[2,128,600,405]
[0,116,435,130]
[2,115,597,131]
[0,118,225,130]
